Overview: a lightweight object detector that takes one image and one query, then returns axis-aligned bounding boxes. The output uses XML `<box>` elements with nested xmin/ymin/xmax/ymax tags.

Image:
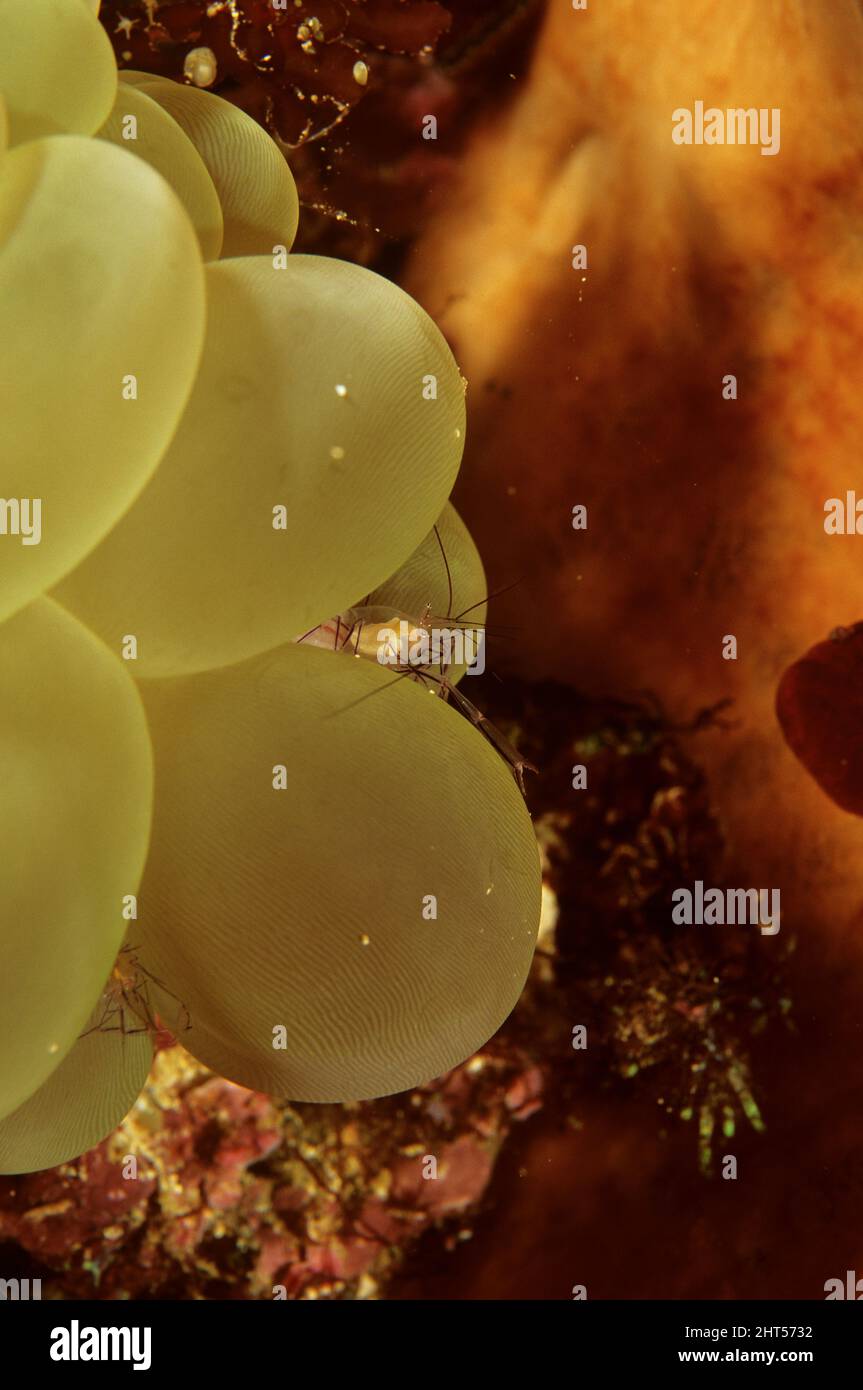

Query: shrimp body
<box><xmin>294</xmin><ymin>525</ymin><xmax>534</xmax><ymax>793</ymax></box>
<box><xmin>80</xmin><ymin>946</ymin><xmax>190</xmax><ymax>1040</ymax></box>
<box><xmin>343</xmin><ymin>606</ymin><xmax>456</xmax><ymax>670</ymax></box>
<box><xmin>301</xmin><ymin>605</ymin><xmax>483</xmax><ymax>676</ymax></box>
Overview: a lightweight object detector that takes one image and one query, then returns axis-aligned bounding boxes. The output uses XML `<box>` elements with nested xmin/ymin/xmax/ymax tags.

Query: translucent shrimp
<box><xmin>297</xmin><ymin>527</ymin><xmax>537</xmax><ymax>793</ymax></box>
<box><xmin>79</xmin><ymin>945</ymin><xmax>191</xmax><ymax>1041</ymax></box>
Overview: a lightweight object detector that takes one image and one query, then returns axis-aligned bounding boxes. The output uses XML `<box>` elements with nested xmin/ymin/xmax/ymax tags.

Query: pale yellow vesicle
<box><xmin>130</xmin><ymin>74</ymin><xmax>299</xmax><ymax>257</ymax></box>
<box><xmin>367</xmin><ymin>501</ymin><xmax>487</xmax><ymax>686</ymax></box>
<box><xmin>0</xmin><ymin>0</ymin><xmax>117</xmax><ymax>146</ymax></box>
<box><xmin>97</xmin><ymin>84</ymin><xmax>224</xmax><ymax>260</ymax></box>
<box><xmin>0</xmin><ymin>599</ymin><xmax>154</xmax><ymax>1122</ymax></box>
<box><xmin>137</xmin><ymin>643</ymin><xmax>541</xmax><ymax>1102</ymax></box>
<box><xmin>118</xmin><ymin>70</ymin><xmax>157</xmax><ymax>89</ymax></box>
<box><xmin>0</xmin><ymin>1010</ymin><xmax>152</xmax><ymax>1175</ymax></box>
<box><xmin>0</xmin><ymin>135</ymin><xmax>205</xmax><ymax>625</ymax></box>
<box><xmin>56</xmin><ymin>256</ymin><xmax>466</xmax><ymax>676</ymax></box>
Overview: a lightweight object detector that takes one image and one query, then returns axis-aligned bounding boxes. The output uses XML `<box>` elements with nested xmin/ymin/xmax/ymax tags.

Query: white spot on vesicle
<box><xmin>184</xmin><ymin>47</ymin><xmax>218</xmax><ymax>88</ymax></box>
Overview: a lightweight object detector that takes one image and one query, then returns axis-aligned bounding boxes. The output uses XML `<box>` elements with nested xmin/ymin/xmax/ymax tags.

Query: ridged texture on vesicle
<box><xmin>55</xmin><ymin>256</ymin><xmax>466</xmax><ymax>676</ymax></box>
<box><xmin>97</xmin><ymin>84</ymin><xmax>223</xmax><ymax>260</ymax></box>
<box><xmin>0</xmin><ymin>1010</ymin><xmax>152</xmax><ymax>1175</ymax></box>
<box><xmin>0</xmin><ymin>136</ymin><xmax>205</xmax><ymax>624</ymax></box>
<box><xmin>0</xmin><ymin>0</ymin><xmax>117</xmax><ymax>146</ymax></box>
<box><xmin>0</xmin><ymin>599</ymin><xmax>153</xmax><ymax>1122</ymax></box>
<box><xmin>368</xmin><ymin>502</ymin><xmax>487</xmax><ymax>686</ymax></box>
<box><xmin>138</xmin><ymin>643</ymin><xmax>541</xmax><ymax>1102</ymax></box>
<box><xmin>121</xmin><ymin>72</ymin><xmax>298</xmax><ymax>257</ymax></box>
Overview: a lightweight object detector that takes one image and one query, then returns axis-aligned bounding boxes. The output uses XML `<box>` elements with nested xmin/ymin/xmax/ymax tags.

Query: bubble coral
<box><xmin>0</xmin><ymin>0</ymin><xmax>540</xmax><ymax>1174</ymax></box>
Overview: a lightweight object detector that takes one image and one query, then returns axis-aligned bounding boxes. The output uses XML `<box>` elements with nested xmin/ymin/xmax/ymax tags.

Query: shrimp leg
<box><xmin>429</xmin><ymin>673</ymin><xmax>537</xmax><ymax>793</ymax></box>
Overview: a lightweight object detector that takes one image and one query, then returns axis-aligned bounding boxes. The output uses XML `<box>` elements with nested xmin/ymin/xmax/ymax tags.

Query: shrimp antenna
<box><xmin>324</xmin><ymin>671</ymin><xmax>411</xmax><ymax>717</ymax></box>
<box><xmin>433</xmin><ymin>523</ymin><xmax>454</xmax><ymax>618</ymax></box>
<box><xmin>454</xmin><ymin>577</ymin><xmax>523</xmax><ymax>623</ymax></box>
